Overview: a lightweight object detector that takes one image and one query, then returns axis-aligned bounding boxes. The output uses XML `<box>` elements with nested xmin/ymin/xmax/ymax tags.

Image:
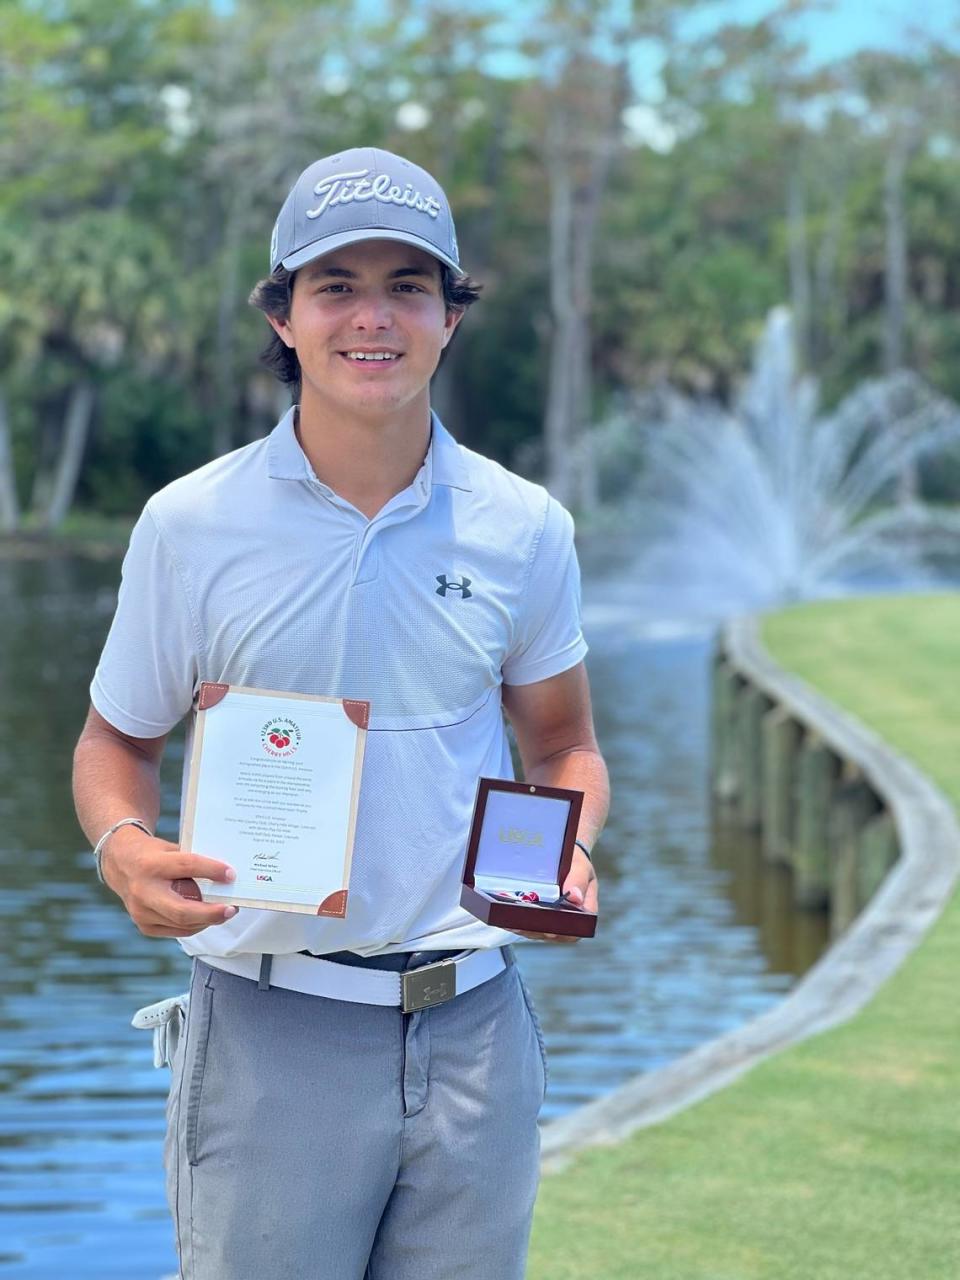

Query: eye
<box><xmin>314</xmin><ymin>281</ymin><xmax>428</xmax><ymax>297</ymax></box>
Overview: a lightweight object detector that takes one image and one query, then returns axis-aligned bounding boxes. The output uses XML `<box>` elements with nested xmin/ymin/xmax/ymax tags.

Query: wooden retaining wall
<box><xmin>540</xmin><ymin>615</ymin><xmax>960</xmax><ymax>1171</ymax></box>
<box><xmin>712</xmin><ymin>652</ymin><xmax>898</xmax><ymax>938</ymax></box>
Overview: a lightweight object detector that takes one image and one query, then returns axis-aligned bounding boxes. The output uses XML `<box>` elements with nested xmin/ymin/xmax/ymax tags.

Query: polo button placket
<box><xmin>347</xmin><ymin>483</ymin><xmax>431</xmax><ymax>587</ymax></box>
<box><xmin>351</xmin><ymin>534</ymin><xmax>380</xmax><ymax>587</ymax></box>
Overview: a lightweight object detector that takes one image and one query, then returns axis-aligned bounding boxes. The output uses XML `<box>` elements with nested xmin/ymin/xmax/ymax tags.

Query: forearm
<box><xmin>72</xmin><ymin>724</ymin><xmax>236</xmax><ymax>933</ymax></box>
<box><xmin>523</xmin><ymin>747</ymin><xmax>610</xmax><ymax>852</ymax></box>
<box><xmin>73</xmin><ymin>731</ymin><xmax>162</xmax><ymax>848</ymax></box>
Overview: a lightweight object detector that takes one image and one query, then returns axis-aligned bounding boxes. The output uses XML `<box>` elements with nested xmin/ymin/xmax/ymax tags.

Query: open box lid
<box><xmin>461</xmin><ymin>777</ymin><xmax>584</xmax><ymax>898</ymax></box>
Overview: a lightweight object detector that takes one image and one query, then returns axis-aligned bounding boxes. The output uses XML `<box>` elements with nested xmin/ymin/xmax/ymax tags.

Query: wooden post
<box><xmin>828</xmin><ymin>774</ymin><xmax>880</xmax><ymax>938</ymax></box>
<box><xmin>735</xmin><ymin>684</ymin><xmax>768</xmax><ymax>832</ymax></box>
<box><xmin>761</xmin><ymin>706</ymin><xmax>800</xmax><ymax>865</ymax></box>
<box><xmin>711</xmin><ymin>659</ymin><xmax>742</xmax><ymax>805</ymax></box>
<box><xmin>857</xmin><ymin>811</ymin><xmax>900</xmax><ymax>910</ymax></box>
<box><xmin>793</xmin><ymin>733</ymin><xmax>838</xmax><ymax>910</ymax></box>
<box><xmin>711</xmin><ymin>648</ymin><xmax>901</xmax><ymax>930</ymax></box>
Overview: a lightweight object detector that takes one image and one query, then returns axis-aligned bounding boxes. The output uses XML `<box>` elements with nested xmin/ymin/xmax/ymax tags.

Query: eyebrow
<box><xmin>306</xmin><ymin>265</ymin><xmax>436</xmax><ymax>281</ymax></box>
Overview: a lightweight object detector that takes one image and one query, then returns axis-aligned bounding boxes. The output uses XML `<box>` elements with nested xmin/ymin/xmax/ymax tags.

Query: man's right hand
<box><xmin>101</xmin><ymin>824</ymin><xmax>239</xmax><ymax>938</ymax></box>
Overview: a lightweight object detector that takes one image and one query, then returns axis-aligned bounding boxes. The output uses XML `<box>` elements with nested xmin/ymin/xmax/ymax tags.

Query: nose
<box><xmin>349</xmin><ymin>291</ymin><xmax>394</xmax><ymax>332</ymax></box>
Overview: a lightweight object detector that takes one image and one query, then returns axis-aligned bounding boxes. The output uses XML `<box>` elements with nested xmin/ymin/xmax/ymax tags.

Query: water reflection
<box><xmin>0</xmin><ymin>555</ymin><xmax>827</xmax><ymax>1277</ymax></box>
<box><xmin>710</xmin><ymin>821</ymin><xmax>828</xmax><ymax>975</ymax></box>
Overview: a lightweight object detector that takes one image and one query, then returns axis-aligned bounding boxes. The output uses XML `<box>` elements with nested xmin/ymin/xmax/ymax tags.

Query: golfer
<box><xmin>73</xmin><ymin>146</ymin><xmax>609</xmax><ymax>1280</ymax></box>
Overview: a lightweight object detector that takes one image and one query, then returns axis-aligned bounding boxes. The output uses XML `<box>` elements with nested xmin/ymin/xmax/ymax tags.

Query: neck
<box><xmin>294</xmin><ymin>388</ymin><xmax>432</xmax><ymax>513</ymax></box>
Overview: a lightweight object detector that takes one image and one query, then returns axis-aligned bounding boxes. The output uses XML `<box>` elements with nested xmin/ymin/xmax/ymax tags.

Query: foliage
<box><xmin>2</xmin><ymin>1</ymin><xmax>960</xmax><ymax>521</ymax></box>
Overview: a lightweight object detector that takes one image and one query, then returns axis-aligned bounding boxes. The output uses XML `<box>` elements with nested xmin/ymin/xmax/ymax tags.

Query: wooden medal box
<box><xmin>460</xmin><ymin>777</ymin><xmax>596</xmax><ymax>939</ymax></box>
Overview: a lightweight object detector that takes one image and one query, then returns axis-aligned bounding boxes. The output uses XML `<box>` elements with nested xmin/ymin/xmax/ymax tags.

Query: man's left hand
<box><xmin>511</xmin><ymin>843</ymin><xmax>598</xmax><ymax>944</ymax></box>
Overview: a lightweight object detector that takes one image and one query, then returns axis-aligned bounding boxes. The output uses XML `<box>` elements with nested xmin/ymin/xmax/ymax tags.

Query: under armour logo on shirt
<box><xmin>436</xmin><ymin>574</ymin><xmax>472</xmax><ymax>599</ymax></box>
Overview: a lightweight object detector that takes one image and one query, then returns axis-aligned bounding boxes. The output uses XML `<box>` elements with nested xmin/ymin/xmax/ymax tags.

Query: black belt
<box><xmin>299</xmin><ymin>948</ymin><xmax>463</xmax><ymax>973</ymax></box>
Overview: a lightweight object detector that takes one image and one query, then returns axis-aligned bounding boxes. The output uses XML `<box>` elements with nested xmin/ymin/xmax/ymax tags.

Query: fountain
<box><xmin>591</xmin><ymin>307</ymin><xmax>960</xmax><ymax>621</ymax></box>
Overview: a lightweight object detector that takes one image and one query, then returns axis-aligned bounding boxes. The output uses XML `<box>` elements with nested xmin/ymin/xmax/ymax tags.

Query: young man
<box><xmin>73</xmin><ymin>147</ymin><xmax>609</xmax><ymax>1280</ymax></box>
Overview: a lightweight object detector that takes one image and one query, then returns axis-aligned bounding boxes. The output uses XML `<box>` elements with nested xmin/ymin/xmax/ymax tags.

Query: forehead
<box><xmin>300</xmin><ymin>239</ymin><xmax>441</xmax><ymax>280</ymax></box>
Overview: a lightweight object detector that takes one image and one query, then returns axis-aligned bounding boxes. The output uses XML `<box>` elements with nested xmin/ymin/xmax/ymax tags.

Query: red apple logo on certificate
<box><xmin>261</xmin><ymin>717</ymin><xmax>302</xmax><ymax>758</ymax></box>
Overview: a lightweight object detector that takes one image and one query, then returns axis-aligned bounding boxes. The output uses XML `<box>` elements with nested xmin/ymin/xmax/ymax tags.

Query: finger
<box><xmin>561</xmin><ymin>876</ymin><xmax>591</xmax><ymax>907</ymax></box>
<box><xmin>162</xmin><ymin>853</ymin><xmax>237</xmax><ymax>883</ymax></box>
<box><xmin>583</xmin><ymin>877</ymin><xmax>599</xmax><ymax>913</ymax></box>
<box><xmin>135</xmin><ymin>903</ymin><xmax>229</xmax><ymax>936</ymax></box>
<box><xmin>562</xmin><ymin>843</ymin><xmax>593</xmax><ymax>896</ymax></box>
<box><xmin>512</xmin><ymin>930</ymin><xmax>579</xmax><ymax>943</ymax></box>
<box><xmin>146</xmin><ymin>884</ymin><xmax>239</xmax><ymax>929</ymax></box>
<box><xmin>169</xmin><ymin>878</ymin><xmax>241</xmax><ymax>924</ymax></box>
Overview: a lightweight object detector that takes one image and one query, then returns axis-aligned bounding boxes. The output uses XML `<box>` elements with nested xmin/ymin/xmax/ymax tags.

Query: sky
<box><xmin>212</xmin><ymin>0</ymin><xmax>958</xmax><ymax>71</ymax></box>
<box><xmin>616</xmin><ymin>0</ymin><xmax>958</xmax><ymax>146</ymax></box>
<box><xmin>422</xmin><ymin>0</ymin><xmax>958</xmax><ymax>150</ymax></box>
<box><xmin>680</xmin><ymin>0</ymin><xmax>956</xmax><ymax>65</ymax></box>
<box><xmin>427</xmin><ymin>0</ymin><xmax>960</xmax><ymax>92</ymax></box>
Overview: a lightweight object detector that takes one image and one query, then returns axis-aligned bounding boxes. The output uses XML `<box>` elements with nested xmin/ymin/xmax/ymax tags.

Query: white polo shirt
<box><xmin>91</xmin><ymin>407</ymin><xmax>588</xmax><ymax>960</ymax></box>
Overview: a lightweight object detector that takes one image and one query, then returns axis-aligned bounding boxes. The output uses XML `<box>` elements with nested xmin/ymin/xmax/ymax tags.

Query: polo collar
<box><xmin>430</xmin><ymin>411</ymin><xmax>473</xmax><ymax>492</ymax></box>
<box><xmin>266</xmin><ymin>406</ymin><xmax>472</xmax><ymax>493</ymax></box>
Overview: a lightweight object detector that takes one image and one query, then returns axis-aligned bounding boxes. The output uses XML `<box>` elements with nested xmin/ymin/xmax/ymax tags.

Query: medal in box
<box><xmin>460</xmin><ymin>777</ymin><xmax>596</xmax><ymax>938</ymax></box>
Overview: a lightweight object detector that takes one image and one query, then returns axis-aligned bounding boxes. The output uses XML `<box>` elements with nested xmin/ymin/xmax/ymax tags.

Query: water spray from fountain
<box><xmin>596</xmin><ymin>307</ymin><xmax>960</xmax><ymax>621</ymax></box>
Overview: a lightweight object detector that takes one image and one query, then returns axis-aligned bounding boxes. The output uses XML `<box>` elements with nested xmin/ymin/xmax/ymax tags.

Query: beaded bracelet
<box><xmin>93</xmin><ymin>817</ymin><xmax>153</xmax><ymax>885</ymax></box>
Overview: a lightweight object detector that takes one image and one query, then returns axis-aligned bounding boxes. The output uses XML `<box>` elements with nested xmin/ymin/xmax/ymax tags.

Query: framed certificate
<box><xmin>179</xmin><ymin>681</ymin><xmax>369</xmax><ymax>915</ymax></box>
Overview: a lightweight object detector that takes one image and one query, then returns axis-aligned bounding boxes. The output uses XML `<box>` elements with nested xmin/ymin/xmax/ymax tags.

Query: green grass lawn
<box><xmin>527</xmin><ymin>594</ymin><xmax>960</xmax><ymax>1279</ymax></box>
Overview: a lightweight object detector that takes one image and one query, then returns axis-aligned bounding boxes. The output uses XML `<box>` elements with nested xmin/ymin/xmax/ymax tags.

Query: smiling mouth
<box><xmin>338</xmin><ymin>352</ymin><xmax>404</xmax><ymax>368</ymax></box>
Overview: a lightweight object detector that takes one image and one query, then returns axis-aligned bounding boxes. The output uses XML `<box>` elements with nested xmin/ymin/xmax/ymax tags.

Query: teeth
<box><xmin>345</xmin><ymin>352</ymin><xmax>399</xmax><ymax>361</ymax></box>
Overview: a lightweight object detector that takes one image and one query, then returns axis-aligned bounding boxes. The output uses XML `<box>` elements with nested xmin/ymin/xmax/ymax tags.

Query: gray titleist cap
<box><xmin>269</xmin><ymin>147</ymin><xmax>462</xmax><ymax>277</ymax></box>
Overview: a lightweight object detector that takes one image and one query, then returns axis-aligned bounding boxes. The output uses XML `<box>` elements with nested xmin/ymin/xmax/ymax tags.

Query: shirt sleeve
<box><xmin>89</xmin><ymin>503</ymin><xmax>203</xmax><ymax>737</ymax></box>
<box><xmin>501</xmin><ymin>495</ymin><xmax>589</xmax><ymax>686</ymax></box>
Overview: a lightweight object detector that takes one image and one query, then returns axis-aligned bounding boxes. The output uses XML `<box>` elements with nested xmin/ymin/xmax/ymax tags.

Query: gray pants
<box><xmin>165</xmin><ymin>948</ymin><xmax>547</xmax><ymax>1279</ymax></box>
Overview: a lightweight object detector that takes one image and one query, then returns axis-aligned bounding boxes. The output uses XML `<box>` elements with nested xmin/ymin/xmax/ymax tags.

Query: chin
<box><xmin>332</xmin><ymin>389</ymin><xmax>420</xmax><ymax>418</ymax></box>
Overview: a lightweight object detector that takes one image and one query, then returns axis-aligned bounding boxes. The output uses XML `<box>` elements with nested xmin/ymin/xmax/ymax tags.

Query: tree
<box><xmin>518</xmin><ymin>0</ymin><xmax>656</xmax><ymax>511</ymax></box>
<box><xmin>0</xmin><ymin>0</ymin><xmax>195</xmax><ymax>528</ymax></box>
<box><xmin>840</xmin><ymin>47</ymin><xmax>952</xmax><ymax>501</ymax></box>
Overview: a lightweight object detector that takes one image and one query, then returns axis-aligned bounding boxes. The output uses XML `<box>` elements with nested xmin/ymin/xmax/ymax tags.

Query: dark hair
<box><xmin>248</xmin><ymin>259</ymin><xmax>483</xmax><ymax>401</ymax></box>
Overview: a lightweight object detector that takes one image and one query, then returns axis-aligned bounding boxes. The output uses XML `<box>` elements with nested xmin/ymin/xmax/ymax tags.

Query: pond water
<box><xmin>0</xmin><ymin>553</ymin><xmax>828</xmax><ymax>1277</ymax></box>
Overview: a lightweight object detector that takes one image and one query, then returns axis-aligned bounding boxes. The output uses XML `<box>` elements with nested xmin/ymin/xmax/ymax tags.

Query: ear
<box><xmin>441</xmin><ymin>308</ymin><xmax>464</xmax><ymax>349</ymax></box>
<box><xmin>266</xmin><ymin>313</ymin><xmax>295</xmax><ymax>349</ymax></box>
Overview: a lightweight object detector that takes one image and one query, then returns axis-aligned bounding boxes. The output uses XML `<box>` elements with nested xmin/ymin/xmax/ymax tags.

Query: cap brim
<box><xmin>280</xmin><ymin>228</ymin><xmax>464</xmax><ymax>277</ymax></box>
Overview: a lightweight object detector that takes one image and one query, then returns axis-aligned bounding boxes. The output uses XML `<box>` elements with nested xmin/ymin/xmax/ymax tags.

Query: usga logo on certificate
<box><xmin>261</xmin><ymin>717</ymin><xmax>302</xmax><ymax>758</ymax></box>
